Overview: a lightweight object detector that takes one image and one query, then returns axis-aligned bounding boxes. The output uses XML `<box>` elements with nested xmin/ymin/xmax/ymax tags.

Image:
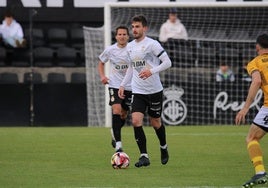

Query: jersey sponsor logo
<box><xmin>132</xmin><ymin>60</ymin><xmax>146</xmax><ymax>73</ymax></box>
<box><xmin>115</xmin><ymin>64</ymin><xmax>128</xmax><ymax>70</ymax></box>
<box><xmin>162</xmin><ymin>85</ymin><xmax>187</xmax><ymax>125</ymax></box>
<box><xmin>132</xmin><ymin>60</ymin><xmax>145</xmax><ymax>67</ymax></box>
<box><xmin>213</xmin><ymin>89</ymin><xmax>262</xmax><ymax>119</ymax></box>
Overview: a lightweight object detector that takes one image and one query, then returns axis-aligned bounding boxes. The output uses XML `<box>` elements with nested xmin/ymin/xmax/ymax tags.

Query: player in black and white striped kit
<box><xmin>119</xmin><ymin>15</ymin><xmax>172</xmax><ymax>167</ymax></box>
<box><xmin>98</xmin><ymin>26</ymin><xmax>132</xmax><ymax>153</ymax></box>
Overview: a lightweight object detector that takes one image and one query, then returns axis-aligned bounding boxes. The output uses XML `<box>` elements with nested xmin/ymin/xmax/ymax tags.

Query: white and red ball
<box><xmin>111</xmin><ymin>152</ymin><xmax>130</xmax><ymax>169</ymax></box>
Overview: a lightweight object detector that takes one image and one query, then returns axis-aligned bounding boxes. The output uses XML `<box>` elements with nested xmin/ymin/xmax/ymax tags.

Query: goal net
<box><xmin>85</xmin><ymin>2</ymin><xmax>267</xmax><ymax>126</ymax></box>
<box><xmin>83</xmin><ymin>26</ymin><xmax>109</xmax><ymax>126</ymax></box>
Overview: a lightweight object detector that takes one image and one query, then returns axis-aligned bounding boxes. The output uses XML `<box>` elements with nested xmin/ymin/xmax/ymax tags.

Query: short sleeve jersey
<box><xmin>247</xmin><ymin>53</ymin><xmax>268</xmax><ymax>107</ymax></box>
<box><xmin>127</xmin><ymin>37</ymin><xmax>164</xmax><ymax>94</ymax></box>
<box><xmin>99</xmin><ymin>43</ymin><xmax>131</xmax><ymax>91</ymax></box>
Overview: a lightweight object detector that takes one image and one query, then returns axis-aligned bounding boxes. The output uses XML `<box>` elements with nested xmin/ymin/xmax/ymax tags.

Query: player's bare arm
<box><xmin>119</xmin><ymin>65</ymin><xmax>133</xmax><ymax>98</ymax></box>
<box><xmin>98</xmin><ymin>61</ymin><xmax>109</xmax><ymax>84</ymax></box>
<box><xmin>235</xmin><ymin>70</ymin><xmax>262</xmax><ymax>125</ymax></box>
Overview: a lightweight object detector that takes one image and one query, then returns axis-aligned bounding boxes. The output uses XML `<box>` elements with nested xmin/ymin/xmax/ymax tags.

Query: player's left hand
<box><xmin>139</xmin><ymin>69</ymin><xmax>152</xmax><ymax>80</ymax></box>
<box><xmin>118</xmin><ymin>86</ymin><xmax>125</xmax><ymax>99</ymax></box>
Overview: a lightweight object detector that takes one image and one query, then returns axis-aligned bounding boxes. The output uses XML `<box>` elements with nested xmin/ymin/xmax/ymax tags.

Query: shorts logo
<box><xmin>109</xmin><ymin>89</ymin><xmax>114</xmax><ymax>95</ymax></box>
<box><xmin>110</xmin><ymin>89</ymin><xmax>115</xmax><ymax>102</ymax></box>
<box><xmin>162</xmin><ymin>85</ymin><xmax>187</xmax><ymax>125</ymax></box>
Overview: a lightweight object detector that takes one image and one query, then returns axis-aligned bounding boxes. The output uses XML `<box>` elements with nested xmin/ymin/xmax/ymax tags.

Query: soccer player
<box><xmin>98</xmin><ymin>26</ymin><xmax>132</xmax><ymax>152</ymax></box>
<box><xmin>118</xmin><ymin>15</ymin><xmax>172</xmax><ymax>167</ymax></box>
<box><xmin>235</xmin><ymin>34</ymin><xmax>268</xmax><ymax>187</ymax></box>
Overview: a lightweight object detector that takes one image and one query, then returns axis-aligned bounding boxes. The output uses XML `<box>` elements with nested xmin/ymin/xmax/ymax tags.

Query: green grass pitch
<box><xmin>0</xmin><ymin>125</ymin><xmax>268</xmax><ymax>188</ymax></box>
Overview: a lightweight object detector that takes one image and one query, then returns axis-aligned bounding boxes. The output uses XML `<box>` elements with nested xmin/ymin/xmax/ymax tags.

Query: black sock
<box><xmin>134</xmin><ymin>126</ymin><xmax>147</xmax><ymax>154</ymax></box>
<box><xmin>112</xmin><ymin>114</ymin><xmax>122</xmax><ymax>141</ymax></box>
<box><xmin>154</xmin><ymin>125</ymin><xmax>166</xmax><ymax>147</ymax></box>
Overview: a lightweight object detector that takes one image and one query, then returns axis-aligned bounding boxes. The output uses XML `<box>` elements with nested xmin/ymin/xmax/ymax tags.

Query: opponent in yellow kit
<box><xmin>236</xmin><ymin>34</ymin><xmax>268</xmax><ymax>187</ymax></box>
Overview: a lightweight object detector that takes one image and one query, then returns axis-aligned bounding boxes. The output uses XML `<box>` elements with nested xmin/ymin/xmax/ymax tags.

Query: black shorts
<box><xmin>131</xmin><ymin>91</ymin><xmax>163</xmax><ymax>118</ymax></box>
<box><xmin>109</xmin><ymin>88</ymin><xmax>132</xmax><ymax>111</ymax></box>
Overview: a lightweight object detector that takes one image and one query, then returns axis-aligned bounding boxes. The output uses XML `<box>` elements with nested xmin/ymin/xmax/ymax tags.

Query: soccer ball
<box><xmin>111</xmin><ymin>152</ymin><xmax>130</xmax><ymax>169</ymax></box>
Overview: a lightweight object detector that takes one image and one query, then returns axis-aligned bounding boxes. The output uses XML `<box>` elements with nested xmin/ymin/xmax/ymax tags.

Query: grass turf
<box><xmin>0</xmin><ymin>125</ymin><xmax>267</xmax><ymax>188</ymax></box>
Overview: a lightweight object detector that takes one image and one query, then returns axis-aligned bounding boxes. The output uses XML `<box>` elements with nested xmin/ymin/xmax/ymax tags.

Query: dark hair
<box><xmin>131</xmin><ymin>15</ymin><xmax>148</xmax><ymax>27</ymax></box>
<box><xmin>220</xmin><ymin>61</ymin><xmax>228</xmax><ymax>66</ymax></box>
<box><xmin>115</xmin><ymin>26</ymin><xmax>129</xmax><ymax>36</ymax></box>
<box><xmin>4</xmin><ymin>10</ymin><xmax>13</xmax><ymax>18</ymax></box>
<box><xmin>169</xmin><ymin>8</ymin><xmax>177</xmax><ymax>14</ymax></box>
<box><xmin>256</xmin><ymin>33</ymin><xmax>268</xmax><ymax>49</ymax></box>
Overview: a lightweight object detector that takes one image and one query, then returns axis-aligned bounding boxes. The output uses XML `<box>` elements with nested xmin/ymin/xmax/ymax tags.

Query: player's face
<box><xmin>131</xmin><ymin>21</ymin><xmax>147</xmax><ymax>40</ymax></box>
<box><xmin>115</xmin><ymin>29</ymin><xmax>129</xmax><ymax>46</ymax></box>
<box><xmin>220</xmin><ymin>65</ymin><xmax>229</xmax><ymax>73</ymax></box>
<box><xmin>169</xmin><ymin>13</ymin><xmax>177</xmax><ymax>23</ymax></box>
<box><xmin>5</xmin><ymin>17</ymin><xmax>13</xmax><ymax>26</ymax></box>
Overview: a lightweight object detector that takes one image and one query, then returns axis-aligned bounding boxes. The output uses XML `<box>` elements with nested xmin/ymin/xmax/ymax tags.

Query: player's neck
<box><xmin>135</xmin><ymin>35</ymin><xmax>146</xmax><ymax>43</ymax></box>
<box><xmin>259</xmin><ymin>49</ymin><xmax>268</xmax><ymax>55</ymax></box>
<box><xmin>117</xmin><ymin>43</ymin><xmax>127</xmax><ymax>48</ymax></box>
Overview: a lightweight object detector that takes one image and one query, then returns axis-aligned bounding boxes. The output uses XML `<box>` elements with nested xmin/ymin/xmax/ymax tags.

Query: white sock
<box><xmin>256</xmin><ymin>171</ymin><xmax>266</xmax><ymax>175</ymax></box>
<box><xmin>140</xmin><ymin>153</ymin><xmax>149</xmax><ymax>158</ymax></box>
<box><xmin>115</xmin><ymin>141</ymin><xmax>122</xmax><ymax>151</ymax></box>
<box><xmin>160</xmin><ymin>144</ymin><xmax>167</xmax><ymax>149</ymax></box>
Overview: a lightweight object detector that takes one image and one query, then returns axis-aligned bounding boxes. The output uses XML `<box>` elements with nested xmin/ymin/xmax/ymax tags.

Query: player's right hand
<box><xmin>118</xmin><ymin>86</ymin><xmax>125</xmax><ymax>99</ymax></box>
<box><xmin>235</xmin><ymin>108</ymin><xmax>248</xmax><ymax>125</ymax></box>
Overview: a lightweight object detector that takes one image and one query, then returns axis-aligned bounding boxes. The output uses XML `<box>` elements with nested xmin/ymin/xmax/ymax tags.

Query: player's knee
<box><xmin>132</xmin><ymin>118</ymin><xmax>142</xmax><ymax>127</ymax></box>
<box><xmin>246</xmin><ymin>135</ymin><xmax>259</xmax><ymax>145</ymax></box>
<box><xmin>120</xmin><ymin>110</ymin><xmax>128</xmax><ymax>120</ymax></box>
<box><xmin>113</xmin><ymin>109</ymin><xmax>121</xmax><ymax>114</ymax></box>
<box><xmin>149</xmin><ymin>117</ymin><xmax>161</xmax><ymax>128</ymax></box>
<box><xmin>121</xmin><ymin>114</ymin><xmax>127</xmax><ymax>120</ymax></box>
<box><xmin>112</xmin><ymin>105</ymin><xmax>122</xmax><ymax>114</ymax></box>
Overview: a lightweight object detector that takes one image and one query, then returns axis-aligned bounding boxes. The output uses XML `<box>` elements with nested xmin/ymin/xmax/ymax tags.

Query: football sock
<box><xmin>154</xmin><ymin>124</ymin><xmax>167</xmax><ymax>147</ymax></box>
<box><xmin>134</xmin><ymin>126</ymin><xmax>147</xmax><ymax>154</ymax></box>
<box><xmin>115</xmin><ymin>141</ymin><xmax>122</xmax><ymax>151</ymax></box>
<box><xmin>140</xmin><ymin>153</ymin><xmax>149</xmax><ymax>158</ymax></box>
<box><xmin>247</xmin><ymin>140</ymin><xmax>266</xmax><ymax>174</ymax></box>
<box><xmin>112</xmin><ymin>114</ymin><xmax>122</xmax><ymax>142</ymax></box>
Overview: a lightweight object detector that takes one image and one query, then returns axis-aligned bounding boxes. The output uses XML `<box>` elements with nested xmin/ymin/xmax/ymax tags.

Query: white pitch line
<box><xmin>167</xmin><ymin>132</ymin><xmax>246</xmax><ymax>136</ymax></box>
<box><xmin>121</xmin><ymin>132</ymin><xmax>246</xmax><ymax>137</ymax></box>
<box><xmin>75</xmin><ymin>186</ymin><xmax>265</xmax><ymax>188</ymax></box>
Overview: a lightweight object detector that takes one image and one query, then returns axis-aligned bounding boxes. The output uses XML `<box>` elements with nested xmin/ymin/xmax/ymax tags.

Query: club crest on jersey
<box><xmin>141</xmin><ymin>46</ymin><xmax>145</xmax><ymax>52</ymax></box>
<box><xmin>162</xmin><ymin>85</ymin><xmax>187</xmax><ymax>125</ymax></box>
